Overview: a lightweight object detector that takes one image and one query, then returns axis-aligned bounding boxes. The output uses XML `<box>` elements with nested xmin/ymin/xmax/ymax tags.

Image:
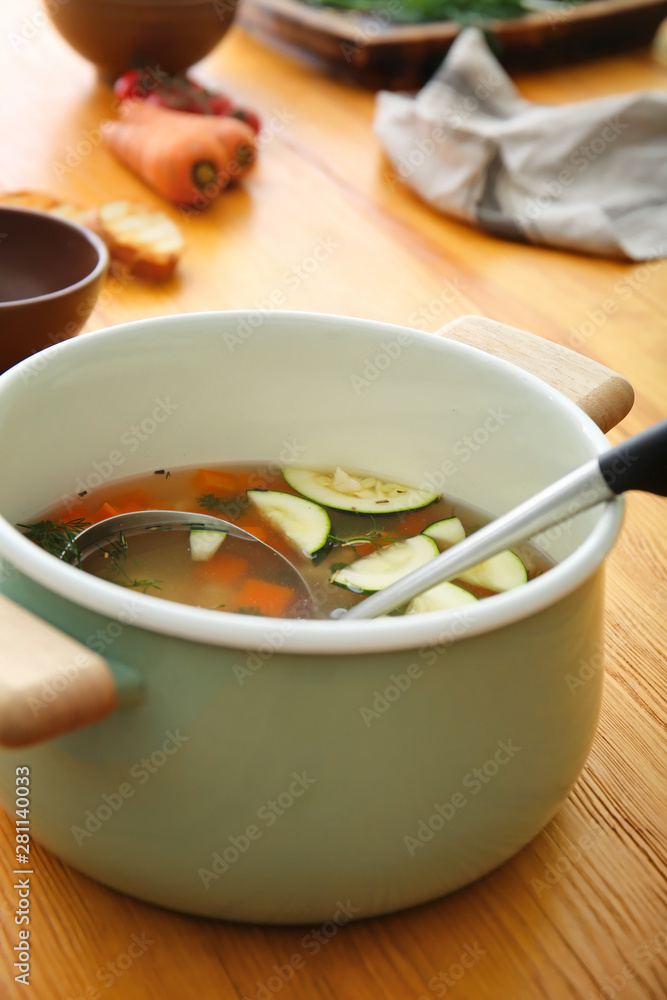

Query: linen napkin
<box><xmin>374</xmin><ymin>27</ymin><xmax>667</xmax><ymax>260</ymax></box>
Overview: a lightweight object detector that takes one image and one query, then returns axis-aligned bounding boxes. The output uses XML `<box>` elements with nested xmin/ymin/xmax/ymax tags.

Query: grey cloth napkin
<box><xmin>374</xmin><ymin>27</ymin><xmax>667</xmax><ymax>260</ymax></box>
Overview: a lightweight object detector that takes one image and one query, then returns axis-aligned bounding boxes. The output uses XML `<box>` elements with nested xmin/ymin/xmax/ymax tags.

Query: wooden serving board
<box><xmin>238</xmin><ymin>0</ymin><xmax>667</xmax><ymax>89</ymax></box>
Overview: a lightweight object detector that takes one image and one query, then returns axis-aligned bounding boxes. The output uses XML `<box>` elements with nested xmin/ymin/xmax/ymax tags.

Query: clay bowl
<box><xmin>45</xmin><ymin>0</ymin><xmax>239</xmax><ymax>82</ymax></box>
<box><xmin>0</xmin><ymin>207</ymin><xmax>108</xmax><ymax>374</ymax></box>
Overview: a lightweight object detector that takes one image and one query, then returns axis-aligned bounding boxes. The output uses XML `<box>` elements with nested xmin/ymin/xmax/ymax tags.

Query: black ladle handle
<box><xmin>599</xmin><ymin>419</ymin><xmax>667</xmax><ymax>496</ymax></box>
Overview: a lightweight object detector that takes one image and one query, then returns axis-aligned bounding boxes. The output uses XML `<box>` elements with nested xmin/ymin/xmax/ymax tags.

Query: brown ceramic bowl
<box><xmin>0</xmin><ymin>207</ymin><xmax>109</xmax><ymax>374</ymax></box>
<box><xmin>46</xmin><ymin>0</ymin><xmax>239</xmax><ymax>83</ymax></box>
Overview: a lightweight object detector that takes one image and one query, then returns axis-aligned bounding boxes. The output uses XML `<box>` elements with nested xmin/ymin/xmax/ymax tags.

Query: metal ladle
<box><xmin>342</xmin><ymin>419</ymin><xmax>667</xmax><ymax>620</ymax></box>
<box><xmin>60</xmin><ymin>509</ymin><xmax>314</xmax><ymax>610</ymax></box>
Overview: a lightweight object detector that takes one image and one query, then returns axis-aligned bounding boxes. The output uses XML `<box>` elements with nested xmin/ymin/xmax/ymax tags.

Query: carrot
<box><xmin>193</xmin><ymin>469</ymin><xmax>238</xmax><ymax>495</ymax></box>
<box><xmin>239</xmin><ymin>524</ymin><xmax>272</xmax><ymax>543</ymax></box>
<box><xmin>92</xmin><ymin>502</ymin><xmax>119</xmax><ymax>523</ymax></box>
<box><xmin>235</xmin><ymin>579</ymin><xmax>294</xmax><ymax>618</ymax></box>
<box><xmin>195</xmin><ymin>553</ymin><xmax>248</xmax><ymax>585</ymax></box>
<box><xmin>106</xmin><ymin>490</ymin><xmax>153</xmax><ymax>514</ymax></box>
<box><xmin>104</xmin><ymin>102</ymin><xmax>256</xmax><ymax>206</ymax></box>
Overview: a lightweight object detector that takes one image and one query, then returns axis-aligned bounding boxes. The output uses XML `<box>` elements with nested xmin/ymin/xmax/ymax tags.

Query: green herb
<box><xmin>328</xmin><ymin>515</ymin><xmax>409</xmax><ymax>555</ymax></box>
<box><xmin>125</xmin><ymin>578</ymin><xmax>162</xmax><ymax>593</ymax></box>
<box><xmin>297</xmin><ymin>0</ymin><xmax>541</xmax><ymax>24</ymax></box>
<box><xmin>99</xmin><ymin>532</ymin><xmax>162</xmax><ymax>593</ymax></box>
<box><xmin>329</xmin><ymin>561</ymin><xmax>349</xmax><ymax>573</ymax></box>
<box><xmin>236</xmin><ymin>605</ymin><xmax>264</xmax><ymax>616</ymax></box>
<box><xmin>165</xmin><ymin>471</ymin><xmax>172</xmax><ymax>479</ymax></box>
<box><xmin>197</xmin><ymin>493</ymin><xmax>248</xmax><ymax>517</ymax></box>
<box><xmin>18</xmin><ymin>518</ymin><xmax>91</xmax><ymax>559</ymax></box>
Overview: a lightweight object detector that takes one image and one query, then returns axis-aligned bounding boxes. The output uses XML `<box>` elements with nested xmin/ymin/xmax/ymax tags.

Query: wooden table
<box><xmin>1</xmin><ymin>2</ymin><xmax>666</xmax><ymax>997</ymax></box>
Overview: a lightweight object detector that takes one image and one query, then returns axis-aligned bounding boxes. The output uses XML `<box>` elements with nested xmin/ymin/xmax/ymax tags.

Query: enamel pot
<box><xmin>0</xmin><ymin>312</ymin><xmax>632</xmax><ymax>923</ymax></box>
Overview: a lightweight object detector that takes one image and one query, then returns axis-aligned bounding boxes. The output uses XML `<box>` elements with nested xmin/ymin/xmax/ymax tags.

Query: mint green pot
<box><xmin>0</xmin><ymin>312</ymin><xmax>622</xmax><ymax>923</ymax></box>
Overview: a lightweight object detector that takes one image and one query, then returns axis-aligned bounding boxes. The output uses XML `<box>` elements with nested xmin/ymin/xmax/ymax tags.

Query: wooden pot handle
<box><xmin>0</xmin><ymin>593</ymin><xmax>140</xmax><ymax>748</ymax></box>
<box><xmin>437</xmin><ymin>315</ymin><xmax>634</xmax><ymax>433</ymax></box>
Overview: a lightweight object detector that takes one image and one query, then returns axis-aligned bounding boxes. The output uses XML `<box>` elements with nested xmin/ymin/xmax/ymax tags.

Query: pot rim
<box><xmin>0</xmin><ymin>311</ymin><xmax>624</xmax><ymax>655</ymax></box>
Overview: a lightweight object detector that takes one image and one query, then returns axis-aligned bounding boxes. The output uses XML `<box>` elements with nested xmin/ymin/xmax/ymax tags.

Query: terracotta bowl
<box><xmin>0</xmin><ymin>207</ymin><xmax>108</xmax><ymax>375</ymax></box>
<box><xmin>45</xmin><ymin>0</ymin><xmax>239</xmax><ymax>82</ymax></box>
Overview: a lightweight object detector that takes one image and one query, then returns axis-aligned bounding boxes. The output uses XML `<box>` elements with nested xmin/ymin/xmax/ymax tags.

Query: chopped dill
<box><xmin>99</xmin><ymin>532</ymin><xmax>161</xmax><ymax>593</ymax></box>
<box><xmin>328</xmin><ymin>515</ymin><xmax>409</xmax><ymax>555</ymax></box>
<box><xmin>18</xmin><ymin>517</ymin><xmax>91</xmax><ymax>559</ymax></box>
<box><xmin>196</xmin><ymin>492</ymin><xmax>248</xmax><ymax>516</ymax></box>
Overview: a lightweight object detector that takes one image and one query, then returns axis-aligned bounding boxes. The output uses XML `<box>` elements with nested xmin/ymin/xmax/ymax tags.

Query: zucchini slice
<box><xmin>457</xmin><ymin>550</ymin><xmax>528</xmax><ymax>592</ymax></box>
<box><xmin>331</xmin><ymin>535</ymin><xmax>438</xmax><ymax>592</ymax></box>
<box><xmin>247</xmin><ymin>490</ymin><xmax>331</xmax><ymax>557</ymax></box>
<box><xmin>406</xmin><ymin>581</ymin><xmax>478</xmax><ymax>615</ymax></box>
<box><xmin>423</xmin><ymin>517</ymin><xmax>465</xmax><ymax>546</ymax></box>
<box><xmin>190</xmin><ymin>529</ymin><xmax>226</xmax><ymax>562</ymax></box>
<box><xmin>282</xmin><ymin>466</ymin><xmax>438</xmax><ymax>514</ymax></box>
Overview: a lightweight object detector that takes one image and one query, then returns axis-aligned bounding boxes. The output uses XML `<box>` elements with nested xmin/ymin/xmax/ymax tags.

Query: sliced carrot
<box><xmin>235</xmin><ymin>578</ymin><xmax>294</xmax><ymax>617</ymax></box>
<box><xmin>193</xmin><ymin>469</ymin><xmax>238</xmax><ymax>495</ymax></box>
<box><xmin>195</xmin><ymin>553</ymin><xmax>248</xmax><ymax>584</ymax></box>
<box><xmin>92</xmin><ymin>502</ymin><xmax>119</xmax><ymax>523</ymax></box>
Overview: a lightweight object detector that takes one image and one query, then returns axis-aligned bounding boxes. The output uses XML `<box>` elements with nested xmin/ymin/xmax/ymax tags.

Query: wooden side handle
<box><xmin>437</xmin><ymin>316</ymin><xmax>634</xmax><ymax>433</ymax></box>
<box><xmin>0</xmin><ymin>593</ymin><xmax>119</xmax><ymax>748</ymax></box>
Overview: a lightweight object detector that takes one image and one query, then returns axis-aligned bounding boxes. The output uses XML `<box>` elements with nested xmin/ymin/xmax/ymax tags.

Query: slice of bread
<box><xmin>0</xmin><ymin>190</ymin><xmax>61</xmax><ymax>211</ymax></box>
<box><xmin>90</xmin><ymin>200</ymin><xmax>184</xmax><ymax>282</ymax></box>
<box><xmin>47</xmin><ymin>201</ymin><xmax>92</xmax><ymax>228</ymax></box>
<box><xmin>0</xmin><ymin>191</ymin><xmax>183</xmax><ymax>281</ymax></box>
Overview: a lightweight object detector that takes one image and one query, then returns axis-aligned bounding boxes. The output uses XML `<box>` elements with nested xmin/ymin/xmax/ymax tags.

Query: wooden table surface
<box><xmin>1</xmin><ymin>2</ymin><xmax>666</xmax><ymax>997</ymax></box>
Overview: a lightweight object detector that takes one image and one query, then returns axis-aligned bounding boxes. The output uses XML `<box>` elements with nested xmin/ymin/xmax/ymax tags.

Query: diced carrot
<box><xmin>235</xmin><ymin>578</ymin><xmax>294</xmax><ymax>617</ymax></box>
<box><xmin>92</xmin><ymin>502</ymin><xmax>119</xmax><ymax>523</ymax></box>
<box><xmin>108</xmin><ymin>490</ymin><xmax>153</xmax><ymax>513</ymax></box>
<box><xmin>193</xmin><ymin>469</ymin><xmax>239</xmax><ymax>495</ymax></box>
<box><xmin>240</xmin><ymin>524</ymin><xmax>271</xmax><ymax>543</ymax></box>
<box><xmin>195</xmin><ymin>553</ymin><xmax>248</xmax><ymax>584</ymax></box>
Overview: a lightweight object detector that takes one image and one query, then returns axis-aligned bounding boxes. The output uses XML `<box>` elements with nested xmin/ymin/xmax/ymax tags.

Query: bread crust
<box><xmin>0</xmin><ymin>190</ymin><xmax>183</xmax><ymax>281</ymax></box>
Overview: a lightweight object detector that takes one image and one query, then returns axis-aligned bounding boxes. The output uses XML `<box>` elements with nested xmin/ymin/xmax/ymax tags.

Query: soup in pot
<box><xmin>19</xmin><ymin>462</ymin><xmax>551</xmax><ymax>618</ymax></box>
